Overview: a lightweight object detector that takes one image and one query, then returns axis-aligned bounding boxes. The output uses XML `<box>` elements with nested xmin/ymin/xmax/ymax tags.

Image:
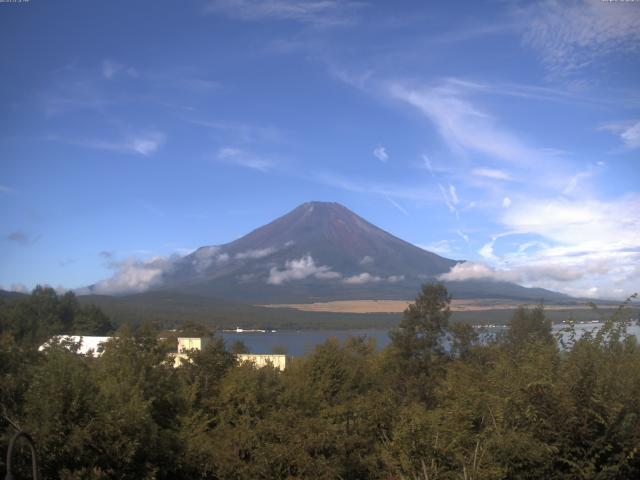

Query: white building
<box><xmin>237</xmin><ymin>354</ymin><xmax>288</xmax><ymax>371</ymax></box>
<box><xmin>38</xmin><ymin>335</ymin><xmax>113</xmax><ymax>357</ymax></box>
<box><xmin>172</xmin><ymin>336</ymin><xmax>211</xmax><ymax>367</ymax></box>
<box><xmin>39</xmin><ymin>335</ymin><xmax>289</xmax><ymax>370</ymax></box>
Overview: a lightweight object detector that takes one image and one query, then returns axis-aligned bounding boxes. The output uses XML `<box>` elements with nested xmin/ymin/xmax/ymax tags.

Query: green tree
<box><xmin>507</xmin><ymin>304</ymin><xmax>553</xmax><ymax>347</ymax></box>
<box><xmin>388</xmin><ymin>283</ymin><xmax>452</xmax><ymax>403</ymax></box>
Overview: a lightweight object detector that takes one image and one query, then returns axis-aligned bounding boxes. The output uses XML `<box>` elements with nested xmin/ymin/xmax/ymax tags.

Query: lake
<box><xmin>221</xmin><ymin>321</ymin><xmax>640</xmax><ymax>356</ymax></box>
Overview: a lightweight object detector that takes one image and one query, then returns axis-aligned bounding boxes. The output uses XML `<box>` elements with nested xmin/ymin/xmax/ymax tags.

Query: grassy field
<box><xmin>260</xmin><ymin>299</ymin><xmax>622</xmax><ymax>314</ymax></box>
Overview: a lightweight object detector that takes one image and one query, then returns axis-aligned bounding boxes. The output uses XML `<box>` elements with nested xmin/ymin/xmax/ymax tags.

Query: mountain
<box><xmin>0</xmin><ymin>289</ymin><xmax>28</xmax><ymax>302</ymax></box>
<box><xmin>98</xmin><ymin>201</ymin><xmax>569</xmax><ymax>304</ymax></box>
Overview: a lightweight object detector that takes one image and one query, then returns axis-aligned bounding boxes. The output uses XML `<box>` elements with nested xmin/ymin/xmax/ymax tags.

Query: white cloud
<box><xmin>9</xmin><ymin>283</ymin><xmax>29</xmax><ymax>294</ymax></box>
<box><xmin>102</xmin><ymin>59</ymin><xmax>138</xmax><ymax>79</ymax></box>
<box><xmin>342</xmin><ymin>272</ymin><xmax>405</xmax><ymax>284</ymax></box>
<box><xmin>420</xmin><ymin>240</ymin><xmax>453</xmax><ymax>255</ymax></box>
<box><xmin>343</xmin><ymin>272</ymin><xmax>382</xmax><ymax>284</ymax></box>
<box><xmin>91</xmin><ymin>255</ymin><xmax>176</xmax><ymax>295</ymax></box>
<box><xmin>128</xmin><ymin>132</ymin><xmax>165</xmax><ymax>155</ymax></box>
<box><xmin>0</xmin><ymin>185</ymin><xmax>15</xmax><ymax>194</ymax></box>
<box><xmin>439</xmin><ymin>260</ymin><xmax>593</xmax><ymax>284</ymax></box>
<box><xmin>502</xmin><ymin>197</ymin><xmax>512</xmax><ymax>208</ymax></box>
<box><xmin>440</xmin><ymin>194</ymin><xmax>640</xmax><ymax>299</ymax></box>
<box><xmin>472</xmin><ymin>167</ymin><xmax>513</xmax><ymax>181</ymax></box>
<box><xmin>620</xmin><ymin>122</ymin><xmax>640</xmax><ymax>149</ymax></box>
<box><xmin>387</xmin><ymin>275</ymin><xmax>405</xmax><ymax>283</ymax></box>
<box><xmin>518</xmin><ymin>0</ymin><xmax>640</xmax><ymax>78</ymax></box>
<box><xmin>267</xmin><ymin>255</ymin><xmax>341</xmax><ymax>285</ymax></box>
<box><xmin>217</xmin><ymin>147</ymin><xmax>275</xmax><ymax>172</ymax></box>
<box><xmin>91</xmin><ymin>245</ymin><xmax>232</xmax><ymax>295</ymax></box>
<box><xmin>205</xmin><ymin>0</ymin><xmax>363</xmax><ymax>27</ymax></box>
<box><xmin>440</xmin><ymin>262</ymin><xmax>517</xmax><ymax>283</ymax></box>
<box><xmin>501</xmin><ymin>195</ymin><xmax>640</xmax><ymax>250</ymax></box>
<box><xmin>359</xmin><ymin>255</ymin><xmax>374</xmax><ymax>266</ymax></box>
<box><xmin>235</xmin><ymin>246</ymin><xmax>277</xmax><ymax>259</ymax></box>
<box><xmin>601</xmin><ymin>121</ymin><xmax>640</xmax><ymax>149</ymax></box>
<box><xmin>373</xmin><ymin>145</ymin><xmax>389</xmax><ymax>162</ymax></box>
<box><xmin>192</xmin><ymin>246</ymin><xmax>229</xmax><ymax>272</ymax></box>
<box><xmin>478</xmin><ymin>237</ymin><xmax>499</xmax><ymax>262</ymax></box>
<box><xmin>390</xmin><ymin>80</ymin><xmax>548</xmax><ymax>166</ymax></box>
<box><xmin>440</xmin><ymin>249</ymin><xmax>640</xmax><ymax>300</ymax></box>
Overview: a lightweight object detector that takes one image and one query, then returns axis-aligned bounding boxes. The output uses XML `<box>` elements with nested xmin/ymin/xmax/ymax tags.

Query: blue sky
<box><xmin>1</xmin><ymin>0</ymin><xmax>639</xmax><ymax>299</ymax></box>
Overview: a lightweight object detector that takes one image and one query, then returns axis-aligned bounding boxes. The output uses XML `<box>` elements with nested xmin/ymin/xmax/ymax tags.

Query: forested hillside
<box><xmin>1</xmin><ymin>285</ymin><xmax>639</xmax><ymax>479</ymax></box>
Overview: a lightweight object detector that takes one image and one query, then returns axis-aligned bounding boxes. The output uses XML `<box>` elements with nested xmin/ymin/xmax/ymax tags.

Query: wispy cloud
<box><xmin>189</xmin><ymin>119</ymin><xmax>284</xmax><ymax>144</ymax></box>
<box><xmin>216</xmin><ymin>147</ymin><xmax>276</xmax><ymax>172</ymax></box>
<box><xmin>517</xmin><ymin>0</ymin><xmax>640</xmax><ymax>78</ymax></box>
<box><xmin>456</xmin><ymin>230</ymin><xmax>470</xmax><ymax>245</ymax></box>
<box><xmin>42</xmin><ymin>80</ymin><xmax>109</xmax><ymax>116</ymax></box>
<box><xmin>313</xmin><ymin>171</ymin><xmax>439</xmax><ymax>204</ymax></box>
<box><xmin>385</xmin><ymin>196</ymin><xmax>409</xmax><ymax>216</ymax></box>
<box><xmin>0</xmin><ymin>185</ymin><xmax>15</xmax><ymax>194</ymax></box>
<box><xmin>205</xmin><ymin>0</ymin><xmax>364</xmax><ymax>27</ymax></box>
<box><xmin>600</xmin><ymin>120</ymin><xmax>640</xmax><ymax>150</ymax></box>
<box><xmin>438</xmin><ymin>183</ymin><xmax>460</xmax><ymax>218</ymax></box>
<box><xmin>389</xmin><ymin>80</ymin><xmax>551</xmax><ymax>166</ymax></box>
<box><xmin>235</xmin><ymin>246</ymin><xmax>278</xmax><ymax>260</ymax></box>
<box><xmin>373</xmin><ymin>145</ymin><xmax>388</xmax><ymax>162</ymax></box>
<box><xmin>51</xmin><ymin>131</ymin><xmax>165</xmax><ymax>156</ymax></box>
<box><xmin>125</xmin><ymin>132</ymin><xmax>165</xmax><ymax>155</ymax></box>
<box><xmin>472</xmin><ymin>167</ymin><xmax>513</xmax><ymax>181</ymax></box>
<box><xmin>419</xmin><ymin>240</ymin><xmax>453</xmax><ymax>255</ymax></box>
<box><xmin>502</xmin><ymin>195</ymin><xmax>640</xmax><ymax>251</ymax></box>
<box><xmin>420</xmin><ymin>154</ymin><xmax>434</xmax><ymax>176</ymax></box>
<box><xmin>102</xmin><ymin>59</ymin><xmax>138</xmax><ymax>79</ymax></box>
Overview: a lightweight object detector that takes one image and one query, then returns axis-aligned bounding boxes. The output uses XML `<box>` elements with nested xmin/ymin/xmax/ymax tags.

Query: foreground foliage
<box><xmin>1</xmin><ymin>286</ymin><xmax>639</xmax><ymax>479</ymax></box>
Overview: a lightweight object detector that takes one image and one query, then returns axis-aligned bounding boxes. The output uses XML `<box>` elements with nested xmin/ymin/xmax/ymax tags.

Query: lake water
<box><xmin>222</xmin><ymin>322</ymin><xmax>640</xmax><ymax>356</ymax></box>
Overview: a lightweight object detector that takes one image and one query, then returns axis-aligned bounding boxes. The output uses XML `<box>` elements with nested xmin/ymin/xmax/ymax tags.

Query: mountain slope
<box><xmin>126</xmin><ymin>201</ymin><xmax>570</xmax><ymax>303</ymax></box>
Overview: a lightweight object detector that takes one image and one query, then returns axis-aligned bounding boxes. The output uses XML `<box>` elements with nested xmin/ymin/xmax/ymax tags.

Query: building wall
<box><xmin>177</xmin><ymin>337</ymin><xmax>209</xmax><ymax>353</ymax></box>
<box><xmin>237</xmin><ymin>354</ymin><xmax>288</xmax><ymax>371</ymax></box>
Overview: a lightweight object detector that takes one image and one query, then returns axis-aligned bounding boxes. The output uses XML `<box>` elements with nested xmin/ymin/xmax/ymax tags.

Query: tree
<box><xmin>391</xmin><ymin>283</ymin><xmax>451</xmax><ymax>355</ymax></box>
<box><xmin>388</xmin><ymin>283</ymin><xmax>452</xmax><ymax>403</ymax></box>
<box><xmin>230</xmin><ymin>340</ymin><xmax>249</xmax><ymax>354</ymax></box>
<box><xmin>74</xmin><ymin>304</ymin><xmax>114</xmax><ymax>335</ymax></box>
<box><xmin>507</xmin><ymin>304</ymin><xmax>553</xmax><ymax>347</ymax></box>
